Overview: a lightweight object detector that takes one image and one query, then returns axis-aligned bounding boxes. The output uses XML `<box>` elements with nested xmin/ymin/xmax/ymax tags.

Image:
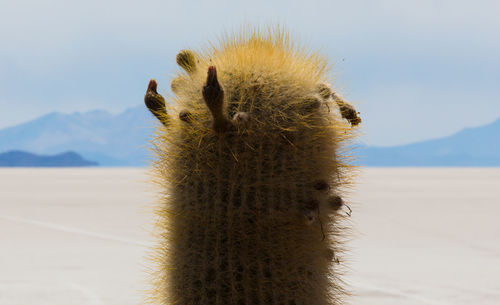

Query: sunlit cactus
<box><xmin>176</xmin><ymin>49</ymin><xmax>197</xmax><ymax>74</ymax></box>
<box><xmin>145</xmin><ymin>27</ymin><xmax>361</xmax><ymax>305</ymax></box>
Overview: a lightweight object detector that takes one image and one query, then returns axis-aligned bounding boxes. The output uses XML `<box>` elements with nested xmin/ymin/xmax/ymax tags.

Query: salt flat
<box><xmin>0</xmin><ymin>168</ymin><xmax>499</xmax><ymax>305</ymax></box>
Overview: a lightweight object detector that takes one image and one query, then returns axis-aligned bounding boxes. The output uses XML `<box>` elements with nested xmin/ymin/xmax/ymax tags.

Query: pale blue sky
<box><xmin>1</xmin><ymin>0</ymin><xmax>499</xmax><ymax>146</ymax></box>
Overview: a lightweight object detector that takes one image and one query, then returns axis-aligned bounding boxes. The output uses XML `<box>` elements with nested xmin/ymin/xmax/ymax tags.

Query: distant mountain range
<box><xmin>357</xmin><ymin>118</ymin><xmax>500</xmax><ymax>166</ymax></box>
<box><xmin>0</xmin><ymin>106</ymin><xmax>498</xmax><ymax>166</ymax></box>
<box><xmin>0</xmin><ymin>106</ymin><xmax>155</xmax><ymax>166</ymax></box>
<box><xmin>0</xmin><ymin>151</ymin><xmax>98</xmax><ymax>167</ymax></box>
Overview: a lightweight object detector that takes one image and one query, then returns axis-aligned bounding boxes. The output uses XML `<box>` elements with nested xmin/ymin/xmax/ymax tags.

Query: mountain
<box><xmin>1</xmin><ymin>106</ymin><xmax>499</xmax><ymax>166</ymax></box>
<box><xmin>357</xmin><ymin>118</ymin><xmax>500</xmax><ymax>166</ymax></box>
<box><xmin>0</xmin><ymin>106</ymin><xmax>156</xmax><ymax>166</ymax></box>
<box><xmin>0</xmin><ymin>150</ymin><xmax>98</xmax><ymax>167</ymax></box>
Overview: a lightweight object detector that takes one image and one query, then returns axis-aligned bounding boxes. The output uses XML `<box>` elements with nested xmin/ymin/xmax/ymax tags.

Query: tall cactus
<box><xmin>145</xmin><ymin>28</ymin><xmax>361</xmax><ymax>305</ymax></box>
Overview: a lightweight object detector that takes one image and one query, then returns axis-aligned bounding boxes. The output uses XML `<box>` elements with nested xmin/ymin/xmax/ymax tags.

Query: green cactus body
<box><xmin>146</xmin><ymin>28</ymin><xmax>360</xmax><ymax>305</ymax></box>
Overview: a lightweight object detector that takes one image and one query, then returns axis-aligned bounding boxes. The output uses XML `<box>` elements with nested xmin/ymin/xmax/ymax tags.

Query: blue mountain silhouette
<box><xmin>357</xmin><ymin>118</ymin><xmax>500</xmax><ymax>166</ymax></box>
<box><xmin>1</xmin><ymin>106</ymin><xmax>499</xmax><ymax>166</ymax></box>
<box><xmin>0</xmin><ymin>106</ymin><xmax>157</xmax><ymax>166</ymax></box>
<box><xmin>0</xmin><ymin>150</ymin><xmax>98</xmax><ymax>167</ymax></box>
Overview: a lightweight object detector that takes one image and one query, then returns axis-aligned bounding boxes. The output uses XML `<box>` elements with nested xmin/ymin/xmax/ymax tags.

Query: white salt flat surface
<box><xmin>0</xmin><ymin>168</ymin><xmax>499</xmax><ymax>304</ymax></box>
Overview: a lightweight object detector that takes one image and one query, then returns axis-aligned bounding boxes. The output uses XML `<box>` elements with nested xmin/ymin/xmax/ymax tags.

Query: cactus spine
<box><xmin>145</xmin><ymin>28</ymin><xmax>360</xmax><ymax>305</ymax></box>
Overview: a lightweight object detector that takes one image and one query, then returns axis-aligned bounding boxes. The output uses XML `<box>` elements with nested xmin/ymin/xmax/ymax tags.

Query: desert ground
<box><xmin>0</xmin><ymin>168</ymin><xmax>499</xmax><ymax>305</ymax></box>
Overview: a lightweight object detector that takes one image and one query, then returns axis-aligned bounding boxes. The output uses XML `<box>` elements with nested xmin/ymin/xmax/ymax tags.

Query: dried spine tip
<box><xmin>202</xmin><ymin>66</ymin><xmax>233</xmax><ymax>132</ymax></box>
<box><xmin>144</xmin><ymin>79</ymin><xmax>168</xmax><ymax>126</ymax></box>
<box><xmin>176</xmin><ymin>49</ymin><xmax>197</xmax><ymax>73</ymax></box>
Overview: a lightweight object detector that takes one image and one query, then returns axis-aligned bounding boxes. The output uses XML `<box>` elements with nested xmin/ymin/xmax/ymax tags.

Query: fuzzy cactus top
<box><xmin>145</xmin><ymin>28</ymin><xmax>360</xmax><ymax>305</ymax></box>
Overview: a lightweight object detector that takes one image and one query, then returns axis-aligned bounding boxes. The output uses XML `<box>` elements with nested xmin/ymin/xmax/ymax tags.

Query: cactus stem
<box><xmin>332</xmin><ymin>93</ymin><xmax>362</xmax><ymax>126</ymax></box>
<box><xmin>313</xmin><ymin>180</ymin><xmax>329</xmax><ymax>191</ymax></box>
<box><xmin>202</xmin><ymin>66</ymin><xmax>233</xmax><ymax>133</ymax></box>
<box><xmin>144</xmin><ymin>79</ymin><xmax>168</xmax><ymax>126</ymax></box>
<box><xmin>303</xmin><ymin>95</ymin><xmax>322</xmax><ymax>113</ymax></box>
<box><xmin>304</xmin><ymin>209</ymin><xmax>317</xmax><ymax>225</ymax></box>
<box><xmin>326</xmin><ymin>249</ymin><xmax>340</xmax><ymax>264</ymax></box>
<box><xmin>316</xmin><ymin>83</ymin><xmax>332</xmax><ymax>100</ymax></box>
<box><xmin>232</xmin><ymin>111</ymin><xmax>250</xmax><ymax>128</ymax></box>
<box><xmin>179</xmin><ymin>109</ymin><xmax>193</xmax><ymax>123</ymax></box>
<box><xmin>147</xmin><ymin>29</ymin><xmax>362</xmax><ymax>304</ymax></box>
<box><xmin>303</xmin><ymin>199</ymin><xmax>326</xmax><ymax>240</ymax></box>
<box><xmin>176</xmin><ymin>49</ymin><xmax>197</xmax><ymax>73</ymax></box>
<box><xmin>328</xmin><ymin>195</ymin><xmax>343</xmax><ymax>211</ymax></box>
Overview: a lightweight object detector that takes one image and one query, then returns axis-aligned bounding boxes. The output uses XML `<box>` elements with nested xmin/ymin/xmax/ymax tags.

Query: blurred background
<box><xmin>1</xmin><ymin>1</ymin><xmax>499</xmax><ymax>305</ymax></box>
<box><xmin>1</xmin><ymin>0</ymin><xmax>499</xmax><ymax>166</ymax></box>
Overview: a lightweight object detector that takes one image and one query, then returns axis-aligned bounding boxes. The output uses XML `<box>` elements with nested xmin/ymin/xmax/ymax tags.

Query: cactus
<box><xmin>145</xmin><ymin>28</ymin><xmax>360</xmax><ymax>305</ymax></box>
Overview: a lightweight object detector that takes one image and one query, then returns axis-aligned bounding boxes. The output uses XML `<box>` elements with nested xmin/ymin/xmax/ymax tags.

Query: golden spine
<box><xmin>145</xmin><ymin>28</ymin><xmax>361</xmax><ymax>305</ymax></box>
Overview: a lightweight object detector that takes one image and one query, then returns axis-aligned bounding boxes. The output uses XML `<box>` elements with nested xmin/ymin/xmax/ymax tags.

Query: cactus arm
<box><xmin>176</xmin><ymin>49</ymin><xmax>197</xmax><ymax>73</ymax></box>
<box><xmin>147</xmin><ymin>29</ymin><xmax>362</xmax><ymax>305</ymax></box>
<box><xmin>202</xmin><ymin>66</ymin><xmax>233</xmax><ymax>133</ymax></box>
<box><xmin>331</xmin><ymin>92</ymin><xmax>362</xmax><ymax>126</ymax></box>
<box><xmin>144</xmin><ymin>79</ymin><xmax>169</xmax><ymax>126</ymax></box>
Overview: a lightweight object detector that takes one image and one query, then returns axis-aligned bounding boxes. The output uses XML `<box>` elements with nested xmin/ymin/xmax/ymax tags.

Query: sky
<box><xmin>1</xmin><ymin>0</ymin><xmax>499</xmax><ymax>146</ymax></box>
